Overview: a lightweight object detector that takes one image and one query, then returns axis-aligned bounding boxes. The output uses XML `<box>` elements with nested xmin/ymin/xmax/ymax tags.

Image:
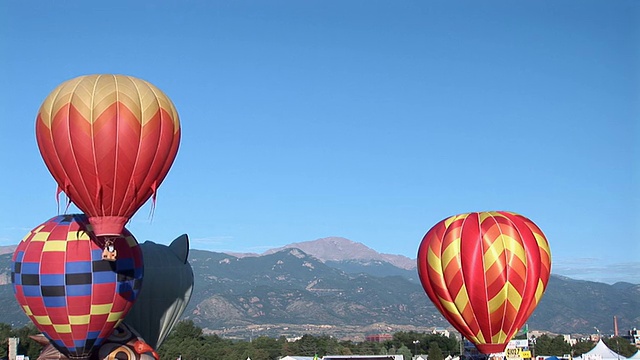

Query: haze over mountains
<box><xmin>0</xmin><ymin>237</ymin><xmax>637</xmax><ymax>341</ymax></box>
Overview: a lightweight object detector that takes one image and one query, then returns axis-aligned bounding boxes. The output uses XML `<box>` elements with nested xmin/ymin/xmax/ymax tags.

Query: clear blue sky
<box><xmin>1</xmin><ymin>1</ymin><xmax>638</xmax><ymax>284</ymax></box>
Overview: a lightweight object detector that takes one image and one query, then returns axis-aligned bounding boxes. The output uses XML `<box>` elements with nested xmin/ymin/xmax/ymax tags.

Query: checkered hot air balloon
<box><xmin>11</xmin><ymin>214</ymin><xmax>144</xmax><ymax>359</ymax></box>
<box><xmin>417</xmin><ymin>211</ymin><xmax>551</xmax><ymax>354</ymax></box>
<box><xmin>35</xmin><ymin>74</ymin><xmax>181</xmax><ymax>237</ymax></box>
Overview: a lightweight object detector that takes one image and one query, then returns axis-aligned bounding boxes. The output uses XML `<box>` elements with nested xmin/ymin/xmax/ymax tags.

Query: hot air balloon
<box><xmin>31</xmin><ymin>323</ymin><xmax>157</xmax><ymax>360</ymax></box>
<box><xmin>124</xmin><ymin>234</ymin><xmax>194</xmax><ymax>350</ymax></box>
<box><xmin>417</xmin><ymin>211</ymin><xmax>551</xmax><ymax>354</ymax></box>
<box><xmin>11</xmin><ymin>214</ymin><xmax>144</xmax><ymax>359</ymax></box>
<box><xmin>35</xmin><ymin>74</ymin><xmax>181</xmax><ymax>239</ymax></box>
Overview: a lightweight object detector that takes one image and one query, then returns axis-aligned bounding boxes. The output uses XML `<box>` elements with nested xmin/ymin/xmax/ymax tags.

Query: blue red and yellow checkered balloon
<box><xmin>11</xmin><ymin>214</ymin><xmax>144</xmax><ymax>359</ymax></box>
<box><xmin>417</xmin><ymin>211</ymin><xmax>551</xmax><ymax>354</ymax></box>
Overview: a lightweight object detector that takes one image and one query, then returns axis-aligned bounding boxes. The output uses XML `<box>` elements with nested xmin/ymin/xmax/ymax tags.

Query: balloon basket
<box><xmin>102</xmin><ymin>238</ymin><xmax>118</xmax><ymax>261</ymax></box>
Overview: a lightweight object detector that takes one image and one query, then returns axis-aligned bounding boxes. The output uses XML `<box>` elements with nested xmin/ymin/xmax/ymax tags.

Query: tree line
<box><xmin>527</xmin><ymin>334</ymin><xmax>637</xmax><ymax>359</ymax></box>
<box><xmin>158</xmin><ymin>321</ymin><xmax>460</xmax><ymax>360</ymax></box>
<box><xmin>0</xmin><ymin>321</ymin><xmax>636</xmax><ymax>360</ymax></box>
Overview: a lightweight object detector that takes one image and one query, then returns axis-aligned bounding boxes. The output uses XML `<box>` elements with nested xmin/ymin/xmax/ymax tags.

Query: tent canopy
<box><xmin>578</xmin><ymin>340</ymin><xmax>627</xmax><ymax>360</ymax></box>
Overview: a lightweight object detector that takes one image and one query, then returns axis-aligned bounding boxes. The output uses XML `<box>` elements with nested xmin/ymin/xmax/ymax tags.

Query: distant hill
<box><xmin>0</xmin><ymin>241</ymin><xmax>637</xmax><ymax>341</ymax></box>
<box><xmin>0</xmin><ymin>245</ymin><xmax>16</xmax><ymax>256</ymax></box>
<box><xmin>262</xmin><ymin>237</ymin><xmax>416</xmax><ymax>270</ymax></box>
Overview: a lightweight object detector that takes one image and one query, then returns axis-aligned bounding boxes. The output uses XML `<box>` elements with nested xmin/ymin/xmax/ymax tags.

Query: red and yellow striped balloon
<box><xmin>417</xmin><ymin>211</ymin><xmax>551</xmax><ymax>354</ymax></box>
<box><xmin>35</xmin><ymin>74</ymin><xmax>181</xmax><ymax>236</ymax></box>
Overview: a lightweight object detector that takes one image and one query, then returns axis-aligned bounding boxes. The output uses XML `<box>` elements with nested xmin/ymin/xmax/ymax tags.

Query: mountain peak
<box><xmin>263</xmin><ymin>237</ymin><xmax>416</xmax><ymax>270</ymax></box>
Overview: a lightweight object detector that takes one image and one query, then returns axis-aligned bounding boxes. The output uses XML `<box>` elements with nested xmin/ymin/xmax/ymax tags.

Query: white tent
<box><xmin>575</xmin><ymin>340</ymin><xmax>627</xmax><ymax>360</ymax></box>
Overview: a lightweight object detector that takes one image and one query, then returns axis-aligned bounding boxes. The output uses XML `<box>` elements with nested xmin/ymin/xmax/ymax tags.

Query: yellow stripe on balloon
<box><xmin>90</xmin><ymin>304</ymin><xmax>113</xmax><ymax>315</ymax></box>
<box><xmin>427</xmin><ymin>248</ymin><xmax>444</xmax><ymax>276</ymax></box>
<box><xmin>507</xmin><ymin>241</ymin><xmax>527</xmax><ymax>268</ymax></box>
<box><xmin>453</xmin><ymin>285</ymin><xmax>471</xmax><ymax>313</ymax></box>
<box><xmin>31</xmin><ymin>231</ymin><xmax>50</xmax><ymax>242</ymax></box>
<box><xmin>472</xmin><ymin>330</ymin><xmax>486</xmax><ymax>344</ymax></box>
<box><xmin>21</xmin><ymin>231</ymin><xmax>34</xmax><ymax>243</ymax></box>
<box><xmin>441</xmin><ymin>237</ymin><xmax>461</xmax><ymax>270</ymax></box>
<box><xmin>483</xmin><ymin>234</ymin><xmax>506</xmax><ymax>270</ymax></box>
<box><xmin>69</xmin><ymin>315</ymin><xmax>90</xmax><ymax>325</ymax></box>
<box><xmin>67</xmin><ymin>230</ymin><xmax>90</xmax><ymax>241</ymax></box>
<box><xmin>479</xmin><ymin>212</ymin><xmax>498</xmax><ymax>223</ymax></box>
<box><xmin>535</xmin><ymin>233</ymin><xmax>551</xmax><ymax>257</ymax></box>
<box><xmin>39</xmin><ymin>75</ymin><xmax>180</xmax><ymax>133</ymax></box>
<box><xmin>43</xmin><ymin>241</ymin><xmax>67</xmax><ymax>252</ymax></box>
<box><xmin>22</xmin><ymin>305</ymin><xmax>32</xmax><ymax>316</ymax></box>
<box><xmin>34</xmin><ymin>315</ymin><xmax>52</xmax><ymax>325</ymax></box>
<box><xmin>444</xmin><ymin>214</ymin><xmax>467</xmax><ymax>228</ymax></box>
<box><xmin>501</xmin><ymin>234</ymin><xmax>526</xmax><ymax>261</ymax></box>
<box><xmin>37</xmin><ymin>82</ymin><xmax>69</xmax><ymax>129</ymax></box>
<box><xmin>534</xmin><ymin>280</ymin><xmax>545</xmax><ymax>303</ymax></box>
<box><xmin>439</xmin><ymin>296</ymin><xmax>464</xmax><ymax>320</ymax></box>
<box><xmin>492</xmin><ymin>329</ymin><xmax>509</xmax><ymax>344</ymax></box>
<box><xmin>488</xmin><ymin>282</ymin><xmax>522</xmax><ymax>313</ymax></box>
<box><xmin>70</xmin><ymin>78</ymin><xmax>96</xmax><ymax>122</ymax></box>
<box><xmin>53</xmin><ymin>324</ymin><xmax>72</xmax><ymax>334</ymax></box>
<box><xmin>506</xmin><ymin>282</ymin><xmax>524</xmax><ymax>308</ymax></box>
<box><xmin>484</xmin><ymin>234</ymin><xmax>526</xmax><ymax>270</ymax></box>
<box><xmin>107</xmin><ymin>312</ymin><xmax>123</xmax><ymax>322</ymax></box>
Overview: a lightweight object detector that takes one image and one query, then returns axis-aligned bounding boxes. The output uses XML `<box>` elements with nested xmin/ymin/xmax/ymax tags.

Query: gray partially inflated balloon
<box><xmin>124</xmin><ymin>234</ymin><xmax>194</xmax><ymax>349</ymax></box>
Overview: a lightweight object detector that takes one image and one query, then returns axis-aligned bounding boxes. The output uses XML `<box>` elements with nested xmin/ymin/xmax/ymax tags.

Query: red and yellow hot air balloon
<box><xmin>417</xmin><ymin>211</ymin><xmax>551</xmax><ymax>354</ymax></box>
<box><xmin>35</xmin><ymin>74</ymin><xmax>181</xmax><ymax>237</ymax></box>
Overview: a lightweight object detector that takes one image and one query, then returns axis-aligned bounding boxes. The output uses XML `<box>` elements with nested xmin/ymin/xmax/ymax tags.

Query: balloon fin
<box><xmin>169</xmin><ymin>234</ymin><xmax>190</xmax><ymax>264</ymax></box>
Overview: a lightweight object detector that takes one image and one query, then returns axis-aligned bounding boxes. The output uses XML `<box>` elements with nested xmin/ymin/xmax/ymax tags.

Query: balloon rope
<box><xmin>56</xmin><ymin>185</ymin><xmax>62</xmax><ymax>214</ymax></box>
<box><xmin>56</xmin><ymin>184</ymin><xmax>73</xmax><ymax>215</ymax></box>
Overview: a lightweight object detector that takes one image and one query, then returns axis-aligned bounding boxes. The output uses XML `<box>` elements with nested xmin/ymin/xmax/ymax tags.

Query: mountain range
<box><xmin>0</xmin><ymin>237</ymin><xmax>638</xmax><ymax>341</ymax></box>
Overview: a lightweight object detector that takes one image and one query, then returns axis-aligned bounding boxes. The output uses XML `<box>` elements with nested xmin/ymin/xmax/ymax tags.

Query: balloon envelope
<box><xmin>11</xmin><ymin>214</ymin><xmax>144</xmax><ymax>359</ymax></box>
<box><xmin>35</xmin><ymin>74</ymin><xmax>181</xmax><ymax>236</ymax></box>
<box><xmin>124</xmin><ymin>234</ymin><xmax>194</xmax><ymax>350</ymax></box>
<box><xmin>417</xmin><ymin>211</ymin><xmax>551</xmax><ymax>354</ymax></box>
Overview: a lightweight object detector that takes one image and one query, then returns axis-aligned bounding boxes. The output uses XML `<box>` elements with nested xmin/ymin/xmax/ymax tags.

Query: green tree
<box><xmin>336</xmin><ymin>344</ymin><xmax>353</xmax><ymax>355</ymax></box>
<box><xmin>397</xmin><ymin>344</ymin><xmax>412</xmax><ymax>360</ymax></box>
<box><xmin>391</xmin><ymin>330</ymin><xmax>460</xmax><ymax>357</ymax></box>
<box><xmin>427</xmin><ymin>333</ymin><xmax>460</xmax><ymax>356</ymax></box>
<box><xmin>571</xmin><ymin>339</ymin><xmax>595</xmax><ymax>357</ymax></box>
<box><xmin>534</xmin><ymin>334</ymin><xmax>571</xmax><ymax>356</ymax></box>
<box><xmin>429</xmin><ymin>341</ymin><xmax>444</xmax><ymax>360</ymax></box>
<box><xmin>550</xmin><ymin>335</ymin><xmax>571</xmax><ymax>356</ymax></box>
<box><xmin>11</xmin><ymin>324</ymin><xmax>41</xmax><ymax>359</ymax></box>
<box><xmin>295</xmin><ymin>334</ymin><xmax>321</xmax><ymax>356</ymax></box>
<box><xmin>0</xmin><ymin>323</ymin><xmax>12</xmax><ymax>358</ymax></box>
<box><xmin>253</xmin><ymin>335</ymin><xmax>283</xmax><ymax>360</ymax></box>
<box><xmin>171</xmin><ymin>320</ymin><xmax>203</xmax><ymax>340</ymax></box>
<box><xmin>534</xmin><ymin>334</ymin><xmax>553</xmax><ymax>356</ymax></box>
<box><xmin>604</xmin><ymin>336</ymin><xmax>637</xmax><ymax>358</ymax></box>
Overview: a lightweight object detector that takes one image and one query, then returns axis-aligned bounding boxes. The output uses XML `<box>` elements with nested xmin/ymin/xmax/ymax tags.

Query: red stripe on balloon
<box><xmin>459</xmin><ymin>213</ymin><xmax>491</xmax><ymax>340</ymax></box>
